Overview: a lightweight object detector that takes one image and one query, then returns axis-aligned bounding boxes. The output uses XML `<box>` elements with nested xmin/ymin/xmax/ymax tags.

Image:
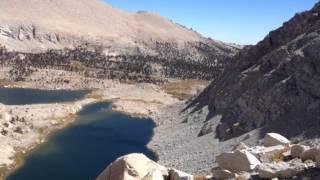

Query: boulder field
<box><xmin>97</xmin><ymin>133</ymin><xmax>320</xmax><ymax>180</ymax></box>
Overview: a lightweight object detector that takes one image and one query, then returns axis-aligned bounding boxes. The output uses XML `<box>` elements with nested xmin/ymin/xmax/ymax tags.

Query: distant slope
<box><xmin>0</xmin><ymin>0</ymin><xmax>241</xmax><ymax>82</ymax></box>
<box><xmin>0</xmin><ymin>0</ymin><xmax>239</xmax><ymax>55</ymax></box>
<box><xmin>190</xmin><ymin>2</ymin><xmax>320</xmax><ymax>141</ymax></box>
<box><xmin>0</xmin><ymin>0</ymin><xmax>199</xmax><ymax>41</ymax></box>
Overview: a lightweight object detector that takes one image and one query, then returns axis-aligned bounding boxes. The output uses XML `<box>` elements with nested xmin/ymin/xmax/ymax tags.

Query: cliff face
<box><xmin>191</xmin><ymin>2</ymin><xmax>320</xmax><ymax>141</ymax></box>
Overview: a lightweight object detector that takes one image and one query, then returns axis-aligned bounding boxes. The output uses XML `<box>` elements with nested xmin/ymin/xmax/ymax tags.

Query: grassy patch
<box><xmin>0</xmin><ymin>80</ymin><xmax>18</xmax><ymax>87</ymax></box>
<box><xmin>161</xmin><ymin>80</ymin><xmax>209</xmax><ymax>100</ymax></box>
<box><xmin>85</xmin><ymin>89</ymin><xmax>104</xmax><ymax>100</ymax></box>
<box><xmin>0</xmin><ymin>167</ymin><xmax>9</xmax><ymax>179</ymax></box>
<box><xmin>194</xmin><ymin>175</ymin><xmax>208</xmax><ymax>180</ymax></box>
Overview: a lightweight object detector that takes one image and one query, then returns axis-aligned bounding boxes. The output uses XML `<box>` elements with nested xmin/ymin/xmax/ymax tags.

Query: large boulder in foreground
<box><xmin>96</xmin><ymin>153</ymin><xmax>168</xmax><ymax>180</ymax></box>
<box><xmin>216</xmin><ymin>149</ymin><xmax>261</xmax><ymax>173</ymax></box>
<box><xmin>264</xmin><ymin>133</ymin><xmax>290</xmax><ymax>147</ymax></box>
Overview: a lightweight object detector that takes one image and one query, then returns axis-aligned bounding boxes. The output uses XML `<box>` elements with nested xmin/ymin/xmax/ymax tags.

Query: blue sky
<box><xmin>104</xmin><ymin>0</ymin><xmax>318</xmax><ymax>45</ymax></box>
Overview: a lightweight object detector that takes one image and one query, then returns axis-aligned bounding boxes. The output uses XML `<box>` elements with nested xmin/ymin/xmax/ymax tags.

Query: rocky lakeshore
<box><xmin>0</xmin><ymin>75</ymin><xmax>197</xmax><ymax>179</ymax></box>
<box><xmin>0</xmin><ymin>98</ymin><xmax>97</xmax><ymax>179</ymax></box>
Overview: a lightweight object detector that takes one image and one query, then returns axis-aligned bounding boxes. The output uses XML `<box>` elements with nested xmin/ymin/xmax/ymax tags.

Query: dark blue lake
<box><xmin>0</xmin><ymin>88</ymin><xmax>89</xmax><ymax>105</ymax></box>
<box><xmin>1</xmin><ymin>89</ymin><xmax>156</xmax><ymax>180</ymax></box>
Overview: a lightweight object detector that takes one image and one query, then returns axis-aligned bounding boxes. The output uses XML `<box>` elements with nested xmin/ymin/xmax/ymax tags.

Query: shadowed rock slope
<box><xmin>190</xmin><ymin>2</ymin><xmax>320</xmax><ymax>141</ymax></box>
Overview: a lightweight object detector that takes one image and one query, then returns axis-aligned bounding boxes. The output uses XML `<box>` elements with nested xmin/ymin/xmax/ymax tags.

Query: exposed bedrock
<box><xmin>189</xmin><ymin>2</ymin><xmax>320</xmax><ymax>141</ymax></box>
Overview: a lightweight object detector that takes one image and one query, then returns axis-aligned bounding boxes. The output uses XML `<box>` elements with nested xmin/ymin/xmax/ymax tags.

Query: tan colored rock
<box><xmin>169</xmin><ymin>169</ymin><xmax>193</xmax><ymax>180</ymax></box>
<box><xmin>264</xmin><ymin>133</ymin><xmax>290</xmax><ymax>147</ymax></box>
<box><xmin>216</xmin><ymin>149</ymin><xmax>261</xmax><ymax>173</ymax></box>
<box><xmin>0</xmin><ymin>112</ymin><xmax>11</xmax><ymax>121</ymax></box>
<box><xmin>142</xmin><ymin>169</ymin><xmax>164</xmax><ymax>180</ymax></box>
<box><xmin>96</xmin><ymin>153</ymin><xmax>168</xmax><ymax>180</ymax></box>
<box><xmin>0</xmin><ymin>143</ymin><xmax>15</xmax><ymax>167</ymax></box>
<box><xmin>301</xmin><ymin>146</ymin><xmax>320</xmax><ymax>161</ymax></box>
<box><xmin>291</xmin><ymin>144</ymin><xmax>310</xmax><ymax>158</ymax></box>
<box><xmin>0</xmin><ymin>103</ymin><xmax>6</xmax><ymax>112</ymax></box>
<box><xmin>248</xmin><ymin>145</ymin><xmax>287</xmax><ymax>163</ymax></box>
<box><xmin>257</xmin><ymin>161</ymin><xmax>306</xmax><ymax>179</ymax></box>
<box><xmin>211</xmin><ymin>168</ymin><xmax>236</xmax><ymax>179</ymax></box>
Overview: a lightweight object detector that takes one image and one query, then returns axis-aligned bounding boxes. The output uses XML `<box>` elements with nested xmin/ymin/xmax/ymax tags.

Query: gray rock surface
<box><xmin>148</xmin><ymin>2</ymin><xmax>320</xmax><ymax>176</ymax></box>
<box><xmin>211</xmin><ymin>168</ymin><xmax>237</xmax><ymax>179</ymax></box>
<box><xmin>188</xmin><ymin>2</ymin><xmax>320</xmax><ymax>143</ymax></box>
<box><xmin>257</xmin><ymin>160</ymin><xmax>306</xmax><ymax>179</ymax></box>
<box><xmin>264</xmin><ymin>133</ymin><xmax>290</xmax><ymax>147</ymax></box>
<box><xmin>291</xmin><ymin>144</ymin><xmax>310</xmax><ymax>158</ymax></box>
<box><xmin>248</xmin><ymin>145</ymin><xmax>288</xmax><ymax>163</ymax></box>
<box><xmin>301</xmin><ymin>146</ymin><xmax>320</xmax><ymax>162</ymax></box>
<box><xmin>148</xmin><ymin>102</ymin><xmax>262</xmax><ymax>174</ymax></box>
<box><xmin>216</xmin><ymin>149</ymin><xmax>261</xmax><ymax>173</ymax></box>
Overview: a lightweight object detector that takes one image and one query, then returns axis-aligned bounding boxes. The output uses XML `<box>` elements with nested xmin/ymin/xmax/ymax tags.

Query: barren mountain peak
<box><xmin>0</xmin><ymin>0</ymin><xmax>208</xmax><ymax>52</ymax></box>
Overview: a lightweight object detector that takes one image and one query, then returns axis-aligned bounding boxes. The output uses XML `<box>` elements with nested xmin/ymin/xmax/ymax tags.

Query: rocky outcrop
<box><xmin>216</xmin><ymin>149</ymin><xmax>261</xmax><ymax>173</ymax></box>
<box><xmin>96</xmin><ymin>153</ymin><xmax>198</xmax><ymax>180</ymax></box>
<box><xmin>190</xmin><ymin>2</ymin><xmax>320</xmax><ymax>141</ymax></box>
<box><xmin>96</xmin><ymin>153</ymin><xmax>169</xmax><ymax>180</ymax></box>
<box><xmin>210</xmin><ymin>133</ymin><xmax>320</xmax><ymax>179</ymax></box>
<box><xmin>291</xmin><ymin>144</ymin><xmax>310</xmax><ymax>158</ymax></box>
<box><xmin>211</xmin><ymin>168</ymin><xmax>236</xmax><ymax>179</ymax></box>
<box><xmin>264</xmin><ymin>133</ymin><xmax>291</xmax><ymax>147</ymax></box>
<box><xmin>100</xmin><ymin>133</ymin><xmax>320</xmax><ymax>180</ymax></box>
<box><xmin>301</xmin><ymin>146</ymin><xmax>320</xmax><ymax>162</ymax></box>
<box><xmin>248</xmin><ymin>144</ymin><xmax>288</xmax><ymax>163</ymax></box>
<box><xmin>257</xmin><ymin>160</ymin><xmax>307</xmax><ymax>179</ymax></box>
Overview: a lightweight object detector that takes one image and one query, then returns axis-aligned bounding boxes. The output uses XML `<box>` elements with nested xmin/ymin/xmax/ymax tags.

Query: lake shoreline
<box><xmin>0</xmin><ymin>78</ymin><xmax>180</xmax><ymax>179</ymax></box>
<box><xmin>2</xmin><ymin>113</ymin><xmax>82</xmax><ymax>179</ymax></box>
<box><xmin>0</xmin><ymin>98</ymin><xmax>98</xmax><ymax>180</ymax></box>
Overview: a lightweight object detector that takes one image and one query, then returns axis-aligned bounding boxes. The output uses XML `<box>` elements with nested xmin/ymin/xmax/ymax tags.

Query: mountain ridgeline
<box><xmin>190</xmin><ymin>2</ymin><xmax>320</xmax><ymax>141</ymax></box>
<box><xmin>0</xmin><ymin>0</ymin><xmax>240</xmax><ymax>83</ymax></box>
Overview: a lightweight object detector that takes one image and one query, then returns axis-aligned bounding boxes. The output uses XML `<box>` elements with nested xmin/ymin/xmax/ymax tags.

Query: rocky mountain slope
<box><xmin>145</xmin><ymin>2</ymin><xmax>320</xmax><ymax>175</ymax></box>
<box><xmin>0</xmin><ymin>0</ymin><xmax>240</xmax><ymax>82</ymax></box>
<box><xmin>190</xmin><ymin>2</ymin><xmax>320</xmax><ymax>141</ymax></box>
